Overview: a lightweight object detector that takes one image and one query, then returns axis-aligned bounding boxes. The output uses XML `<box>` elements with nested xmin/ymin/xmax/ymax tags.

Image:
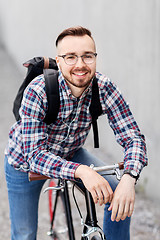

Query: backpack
<box><xmin>13</xmin><ymin>57</ymin><xmax>102</xmax><ymax>148</ymax></box>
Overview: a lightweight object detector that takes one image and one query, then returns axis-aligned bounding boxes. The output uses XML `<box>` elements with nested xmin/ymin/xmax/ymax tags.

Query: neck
<box><xmin>66</xmin><ymin>81</ymin><xmax>86</xmax><ymax>98</ymax></box>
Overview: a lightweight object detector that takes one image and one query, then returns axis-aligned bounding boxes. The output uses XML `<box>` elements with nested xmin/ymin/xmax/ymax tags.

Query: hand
<box><xmin>75</xmin><ymin>165</ymin><xmax>113</xmax><ymax>205</ymax></box>
<box><xmin>108</xmin><ymin>174</ymin><xmax>136</xmax><ymax>222</ymax></box>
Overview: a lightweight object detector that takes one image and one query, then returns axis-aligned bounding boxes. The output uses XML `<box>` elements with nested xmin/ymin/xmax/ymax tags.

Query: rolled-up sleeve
<box><xmin>20</xmin><ymin>77</ymin><xmax>79</xmax><ymax>180</ymax></box>
<box><xmin>100</xmin><ymin>78</ymin><xmax>148</xmax><ymax>175</ymax></box>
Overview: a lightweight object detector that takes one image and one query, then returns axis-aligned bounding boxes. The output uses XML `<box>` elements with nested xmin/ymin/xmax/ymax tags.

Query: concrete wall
<box><xmin>0</xmin><ymin>0</ymin><xmax>160</xmax><ymax>200</ymax></box>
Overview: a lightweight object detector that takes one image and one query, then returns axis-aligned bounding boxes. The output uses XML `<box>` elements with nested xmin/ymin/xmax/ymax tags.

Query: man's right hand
<box><xmin>74</xmin><ymin>165</ymin><xmax>113</xmax><ymax>206</ymax></box>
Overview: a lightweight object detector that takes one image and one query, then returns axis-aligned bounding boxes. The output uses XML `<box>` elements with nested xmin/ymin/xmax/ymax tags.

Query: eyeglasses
<box><xmin>58</xmin><ymin>53</ymin><xmax>97</xmax><ymax>65</ymax></box>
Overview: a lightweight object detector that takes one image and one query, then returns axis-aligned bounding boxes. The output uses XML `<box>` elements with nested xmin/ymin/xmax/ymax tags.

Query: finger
<box><xmin>108</xmin><ymin>202</ymin><xmax>112</xmax><ymax>211</ymax></box>
<box><xmin>99</xmin><ymin>179</ymin><xmax>113</xmax><ymax>204</ymax></box>
<box><xmin>128</xmin><ymin>201</ymin><xmax>134</xmax><ymax>217</ymax></box>
<box><xmin>95</xmin><ymin>189</ymin><xmax>104</xmax><ymax>206</ymax></box>
<box><xmin>103</xmin><ymin>181</ymin><xmax>113</xmax><ymax>203</ymax></box>
<box><xmin>97</xmin><ymin>187</ymin><xmax>110</xmax><ymax>206</ymax></box>
<box><xmin>95</xmin><ymin>180</ymin><xmax>113</xmax><ymax>205</ymax></box>
<box><xmin>121</xmin><ymin>202</ymin><xmax>130</xmax><ymax>221</ymax></box>
<box><xmin>115</xmin><ymin>203</ymin><xmax>125</xmax><ymax>222</ymax></box>
<box><xmin>111</xmin><ymin>201</ymin><xmax>119</xmax><ymax>221</ymax></box>
<box><xmin>107</xmin><ymin>185</ymin><xmax>113</xmax><ymax>203</ymax></box>
<box><xmin>91</xmin><ymin>189</ymin><xmax>99</xmax><ymax>204</ymax></box>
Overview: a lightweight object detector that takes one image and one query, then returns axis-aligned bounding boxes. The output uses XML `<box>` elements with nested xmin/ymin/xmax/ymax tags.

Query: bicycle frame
<box><xmin>82</xmin><ymin>188</ymin><xmax>106</xmax><ymax>239</ymax></box>
<box><xmin>29</xmin><ymin>162</ymin><xmax>123</xmax><ymax>240</ymax></box>
<box><xmin>46</xmin><ymin>179</ymin><xmax>105</xmax><ymax>240</ymax></box>
<box><xmin>45</xmin><ymin>180</ymin><xmax>75</xmax><ymax>239</ymax></box>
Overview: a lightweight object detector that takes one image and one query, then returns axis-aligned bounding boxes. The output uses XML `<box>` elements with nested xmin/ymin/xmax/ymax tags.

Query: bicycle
<box><xmin>29</xmin><ymin>162</ymin><xmax>124</xmax><ymax>240</ymax></box>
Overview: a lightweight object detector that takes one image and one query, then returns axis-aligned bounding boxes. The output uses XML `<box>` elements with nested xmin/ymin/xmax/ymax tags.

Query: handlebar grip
<box><xmin>28</xmin><ymin>172</ymin><xmax>51</xmax><ymax>181</ymax></box>
<box><xmin>118</xmin><ymin>162</ymin><xmax>124</xmax><ymax>170</ymax></box>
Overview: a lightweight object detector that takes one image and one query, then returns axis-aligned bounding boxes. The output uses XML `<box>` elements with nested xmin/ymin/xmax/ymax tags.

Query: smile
<box><xmin>73</xmin><ymin>72</ymin><xmax>88</xmax><ymax>76</ymax></box>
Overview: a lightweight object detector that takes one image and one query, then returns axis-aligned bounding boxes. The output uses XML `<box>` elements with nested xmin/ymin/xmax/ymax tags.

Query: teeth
<box><xmin>75</xmin><ymin>72</ymin><xmax>86</xmax><ymax>76</ymax></box>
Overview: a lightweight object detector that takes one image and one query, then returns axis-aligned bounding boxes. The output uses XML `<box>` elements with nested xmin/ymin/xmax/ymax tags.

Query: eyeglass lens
<box><xmin>64</xmin><ymin>53</ymin><xmax>96</xmax><ymax>65</ymax></box>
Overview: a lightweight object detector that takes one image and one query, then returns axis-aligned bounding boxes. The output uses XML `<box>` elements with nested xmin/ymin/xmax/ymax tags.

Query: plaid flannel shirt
<box><xmin>5</xmin><ymin>71</ymin><xmax>148</xmax><ymax>180</ymax></box>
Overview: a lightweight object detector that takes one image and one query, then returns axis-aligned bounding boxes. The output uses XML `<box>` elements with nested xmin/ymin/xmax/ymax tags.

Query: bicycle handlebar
<box><xmin>92</xmin><ymin>162</ymin><xmax>124</xmax><ymax>172</ymax></box>
<box><xmin>28</xmin><ymin>162</ymin><xmax>124</xmax><ymax>182</ymax></box>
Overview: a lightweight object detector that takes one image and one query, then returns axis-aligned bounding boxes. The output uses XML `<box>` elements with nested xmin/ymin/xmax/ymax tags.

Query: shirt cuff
<box><xmin>60</xmin><ymin>161</ymin><xmax>80</xmax><ymax>180</ymax></box>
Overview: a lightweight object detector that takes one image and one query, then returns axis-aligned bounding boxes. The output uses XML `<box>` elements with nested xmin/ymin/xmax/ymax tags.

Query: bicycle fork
<box><xmin>48</xmin><ymin>180</ymin><xmax>76</xmax><ymax>240</ymax></box>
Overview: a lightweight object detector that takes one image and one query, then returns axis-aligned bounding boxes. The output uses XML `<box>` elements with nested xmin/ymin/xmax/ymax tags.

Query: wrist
<box><xmin>121</xmin><ymin>173</ymin><xmax>136</xmax><ymax>185</ymax></box>
<box><xmin>123</xmin><ymin>169</ymin><xmax>139</xmax><ymax>184</ymax></box>
<box><xmin>74</xmin><ymin>165</ymin><xmax>89</xmax><ymax>179</ymax></box>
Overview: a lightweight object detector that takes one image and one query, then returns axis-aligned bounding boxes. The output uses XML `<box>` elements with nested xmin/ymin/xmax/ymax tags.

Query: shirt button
<box><xmin>23</xmin><ymin>162</ymin><xmax>29</xmax><ymax>169</ymax></box>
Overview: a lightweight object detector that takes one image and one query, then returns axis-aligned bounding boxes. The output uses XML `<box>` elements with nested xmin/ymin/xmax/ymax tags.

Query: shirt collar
<box><xmin>58</xmin><ymin>71</ymin><xmax>73</xmax><ymax>98</ymax></box>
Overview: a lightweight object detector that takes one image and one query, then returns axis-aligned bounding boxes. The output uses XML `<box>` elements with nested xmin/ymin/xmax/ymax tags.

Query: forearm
<box><xmin>123</xmin><ymin>136</ymin><xmax>148</xmax><ymax>175</ymax></box>
<box><xmin>21</xmin><ymin>116</ymin><xmax>80</xmax><ymax>180</ymax></box>
<box><xmin>28</xmin><ymin>148</ymin><xmax>80</xmax><ymax>180</ymax></box>
<box><xmin>101</xmin><ymin>77</ymin><xmax>148</xmax><ymax>174</ymax></box>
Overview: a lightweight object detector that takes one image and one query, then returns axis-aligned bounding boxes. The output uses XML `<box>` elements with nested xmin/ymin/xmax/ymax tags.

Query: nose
<box><xmin>75</xmin><ymin>56</ymin><xmax>86</xmax><ymax>67</ymax></box>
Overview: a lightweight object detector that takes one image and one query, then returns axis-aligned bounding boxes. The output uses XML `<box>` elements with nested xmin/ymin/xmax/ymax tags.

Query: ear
<box><xmin>55</xmin><ymin>56</ymin><xmax>60</xmax><ymax>69</ymax></box>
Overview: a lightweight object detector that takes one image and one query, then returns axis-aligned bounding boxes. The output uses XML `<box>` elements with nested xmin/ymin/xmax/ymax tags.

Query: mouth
<box><xmin>72</xmin><ymin>72</ymin><xmax>88</xmax><ymax>77</ymax></box>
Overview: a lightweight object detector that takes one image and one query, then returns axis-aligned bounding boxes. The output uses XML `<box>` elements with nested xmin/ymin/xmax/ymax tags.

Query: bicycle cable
<box><xmin>71</xmin><ymin>171</ymin><xmax>116</xmax><ymax>220</ymax></box>
<box><xmin>72</xmin><ymin>183</ymin><xmax>83</xmax><ymax>220</ymax></box>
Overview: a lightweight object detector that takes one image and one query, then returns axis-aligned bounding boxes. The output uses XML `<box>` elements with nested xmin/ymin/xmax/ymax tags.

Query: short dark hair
<box><xmin>56</xmin><ymin>26</ymin><xmax>93</xmax><ymax>47</ymax></box>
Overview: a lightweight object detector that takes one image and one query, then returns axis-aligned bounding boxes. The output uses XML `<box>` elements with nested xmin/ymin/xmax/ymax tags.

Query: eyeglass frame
<box><xmin>58</xmin><ymin>53</ymin><xmax>97</xmax><ymax>65</ymax></box>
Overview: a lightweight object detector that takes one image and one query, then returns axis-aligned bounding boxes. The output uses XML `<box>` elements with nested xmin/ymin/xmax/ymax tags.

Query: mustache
<box><xmin>72</xmin><ymin>67</ymin><xmax>89</xmax><ymax>72</ymax></box>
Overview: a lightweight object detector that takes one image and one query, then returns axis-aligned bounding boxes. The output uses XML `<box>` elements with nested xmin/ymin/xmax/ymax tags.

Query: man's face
<box><xmin>56</xmin><ymin>35</ymin><xmax>96</xmax><ymax>89</ymax></box>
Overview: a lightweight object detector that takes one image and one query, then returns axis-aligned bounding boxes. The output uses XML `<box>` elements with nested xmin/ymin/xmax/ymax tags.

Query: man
<box><xmin>5</xmin><ymin>26</ymin><xmax>147</xmax><ymax>240</ymax></box>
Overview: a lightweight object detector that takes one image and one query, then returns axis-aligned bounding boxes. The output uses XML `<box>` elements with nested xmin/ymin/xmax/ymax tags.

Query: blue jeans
<box><xmin>4</xmin><ymin>148</ymin><xmax>130</xmax><ymax>240</ymax></box>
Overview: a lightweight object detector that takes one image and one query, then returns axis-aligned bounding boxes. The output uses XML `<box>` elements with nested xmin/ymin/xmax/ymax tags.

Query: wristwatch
<box><xmin>123</xmin><ymin>169</ymin><xmax>139</xmax><ymax>182</ymax></box>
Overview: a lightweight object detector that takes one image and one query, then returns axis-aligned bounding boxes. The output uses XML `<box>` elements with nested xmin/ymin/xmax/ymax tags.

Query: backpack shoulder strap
<box><xmin>90</xmin><ymin>77</ymin><xmax>103</xmax><ymax>148</ymax></box>
<box><xmin>13</xmin><ymin>57</ymin><xmax>58</xmax><ymax>121</ymax></box>
<box><xmin>43</xmin><ymin>69</ymin><xmax>60</xmax><ymax>125</ymax></box>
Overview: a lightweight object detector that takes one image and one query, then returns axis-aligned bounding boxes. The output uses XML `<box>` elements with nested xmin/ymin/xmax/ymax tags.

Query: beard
<box><xmin>65</xmin><ymin>76</ymin><xmax>92</xmax><ymax>88</ymax></box>
<box><xmin>61</xmin><ymin>67</ymin><xmax>95</xmax><ymax>89</ymax></box>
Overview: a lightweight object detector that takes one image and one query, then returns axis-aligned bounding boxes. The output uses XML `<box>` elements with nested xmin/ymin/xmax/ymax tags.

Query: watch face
<box><xmin>130</xmin><ymin>170</ymin><xmax>138</xmax><ymax>177</ymax></box>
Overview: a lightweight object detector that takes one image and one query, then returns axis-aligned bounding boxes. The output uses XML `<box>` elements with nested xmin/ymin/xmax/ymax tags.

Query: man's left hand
<box><xmin>108</xmin><ymin>174</ymin><xmax>136</xmax><ymax>222</ymax></box>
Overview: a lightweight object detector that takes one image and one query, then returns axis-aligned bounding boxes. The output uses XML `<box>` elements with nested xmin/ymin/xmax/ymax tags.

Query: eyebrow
<box><xmin>64</xmin><ymin>51</ymin><xmax>95</xmax><ymax>55</ymax></box>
